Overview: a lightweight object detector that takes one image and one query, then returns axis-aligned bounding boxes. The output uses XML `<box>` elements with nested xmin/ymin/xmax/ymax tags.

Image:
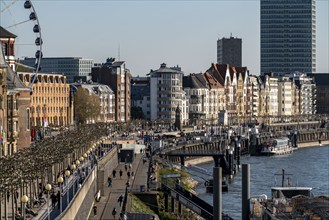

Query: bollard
<box><xmin>213</xmin><ymin>167</ymin><xmax>222</xmax><ymax>220</ymax></box>
<box><xmin>164</xmin><ymin>194</ymin><xmax>169</xmax><ymax>212</ymax></box>
<box><xmin>242</xmin><ymin>164</ymin><xmax>250</xmax><ymax>220</ymax></box>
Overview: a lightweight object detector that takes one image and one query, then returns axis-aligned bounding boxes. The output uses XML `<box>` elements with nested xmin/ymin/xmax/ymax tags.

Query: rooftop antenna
<box><xmin>118</xmin><ymin>44</ymin><xmax>120</xmax><ymax>61</ymax></box>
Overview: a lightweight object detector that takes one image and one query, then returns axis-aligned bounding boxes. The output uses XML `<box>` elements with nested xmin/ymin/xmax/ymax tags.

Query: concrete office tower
<box><xmin>217</xmin><ymin>36</ymin><xmax>242</xmax><ymax>67</ymax></box>
<box><xmin>261</xmin><ymin>0</ymin><xmax>316</xmax><ymax>74</ymax></box>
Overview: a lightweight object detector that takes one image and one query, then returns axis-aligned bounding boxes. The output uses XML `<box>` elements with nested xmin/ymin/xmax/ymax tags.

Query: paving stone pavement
<box><xmin>88</xmin><ymin>153</ymin><xmax>149</xmax><ymax>220</ymax></box>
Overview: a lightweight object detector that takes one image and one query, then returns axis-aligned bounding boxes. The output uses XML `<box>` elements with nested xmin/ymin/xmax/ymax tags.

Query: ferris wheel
<box><xmin>0</xmin><ymin>0</ymin><xmax>42</xmax><ymax>85</ymax></box>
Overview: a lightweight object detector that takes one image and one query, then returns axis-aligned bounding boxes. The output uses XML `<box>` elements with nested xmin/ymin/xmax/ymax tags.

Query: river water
<box><xmin>190</xmin><ymin>145</ymin><xmax>329</xmax><ymax>220</ymax></box>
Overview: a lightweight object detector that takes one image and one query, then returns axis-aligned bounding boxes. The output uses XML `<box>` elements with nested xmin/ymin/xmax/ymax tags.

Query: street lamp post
<box><xmin>21</xmin><ymin>195</ymin><xmax>29</xmax><ymax>220</ymax></box>
<box><xmin>57</xmin><ymin>176</ymin><xmax>64</xmax><ymax>213</ymax></box>
<box><xmin>65</xmin><ymin>170</ymin><xmax>70</xmax><ymax>206</ymax></box>
<box><xmin>70</xmin><ymin>164</ymin><xmax>76</xmax><ymax>195</ymax></box>
<box><xmin>45</xmin><ymin>183</ymin><xmax>52</xmax><ymax>220</ymax></box>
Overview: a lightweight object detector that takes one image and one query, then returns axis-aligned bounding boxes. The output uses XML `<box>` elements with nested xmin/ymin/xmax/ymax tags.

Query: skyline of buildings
<box><xmin>260</xmin><ymin>0</ymin><xmax>316</xmax><ymax>74</ymax></box>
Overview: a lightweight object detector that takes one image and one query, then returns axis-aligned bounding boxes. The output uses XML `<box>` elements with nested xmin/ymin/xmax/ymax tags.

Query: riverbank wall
<box><xmin>185</xmin><ymin>140</ymin><xmax>329</xmax><ymax>166</ymax></box>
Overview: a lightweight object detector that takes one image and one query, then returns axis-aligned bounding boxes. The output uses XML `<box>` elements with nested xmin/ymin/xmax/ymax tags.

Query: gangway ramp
<box><xmin>162</xmin><ymin>183</ymin><xmax>233</xmax><ymax>220</ymax></box>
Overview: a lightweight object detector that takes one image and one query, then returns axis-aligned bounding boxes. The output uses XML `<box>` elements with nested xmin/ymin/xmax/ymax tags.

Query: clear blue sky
<box><xmin>1</xmin><ymin>0</ymin><xmax>328</xmax><ymax>76</ymax></box>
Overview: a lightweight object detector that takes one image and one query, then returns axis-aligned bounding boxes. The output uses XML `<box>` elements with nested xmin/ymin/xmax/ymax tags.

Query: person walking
<box><xmin>93</xmin><ymin>204</ymin><xmax>97</xmax><ymax>216</ymax></box>
<box><xmin>56</xmin><ymin>191</ymin><xmax>61</xmax><ymax>209</ymax></box>
<box><xmin>127</xmin><ymin>171</ymin><xmax>130</xmax><ymax>179</ymax></box>
<box><xmin>119</xmin><ymin>169</ymin><xmax>123</xmax><ymax>179</ymax></box>
<box><xmin>131</xmin><ymin>171</ymin><xmax>134</xmax><ymax>179</ymax></box>
<box><xmin>108</xmin><ymin>176</ymin><xmax>112</xmax><ymax>187</ymax></box>
<box><xmin>112</xmin><ymin>208</ymin><xmax>117</xmax><ymax>219</ymax></box>
<box><xmin>124</xmin><ymin>164</ymin><xmax>128</xmax><ymax>172</ymax></box>
<box><xmin>128</xmin><ymin>163</ymin><xmax>132</xmax><ymax>171</ymax></box>
<box><xmin>50</xmin><ymin>192</ymin><xmax>57</xmax><ymax>208</ymax></box>
<box><xmin>118</xmin><ymin>195</ymin><xmax>124</xmax><ymax>207</ymax></box>
<box><xmin>112</xmin><ymin>169</ymin><xmax>117</xmax><ymax>178</ymax></box>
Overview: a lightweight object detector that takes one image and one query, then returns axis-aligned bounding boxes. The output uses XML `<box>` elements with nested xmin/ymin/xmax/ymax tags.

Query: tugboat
<box><xmin>204</xmin><ymin>178</ymin><xmax>228</xmax><ymax>193</ymax></box>
<box><xmin>260</xmin><ymin>137</ymin><xmax>294</xmax><ymax>156</ymax></box>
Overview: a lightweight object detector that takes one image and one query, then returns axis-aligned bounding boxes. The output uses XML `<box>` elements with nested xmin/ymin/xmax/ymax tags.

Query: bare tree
<box><xmin>74</xmin><ymin>87</ymin><xmax>101</xmax><ymax>124</ymax></box>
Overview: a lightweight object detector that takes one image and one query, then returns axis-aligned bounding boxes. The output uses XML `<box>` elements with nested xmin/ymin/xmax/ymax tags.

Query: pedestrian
<box><xmin>112</xmin><ymin>169</ymin><xmax>116</xmax><ymax>178</ymax></box>
<box><xmin>108</xmin><ymin>176</ymin><xmax>112</xmax><ymax>187</ymax></box>
<box><xmin>93</xmin><ymin>204</ymin><xmax>97</xmax><ymax>216</ymax></box>
<box><xmin>125</xmin><ymin>180</ymin><xmax>130</xmax><ymax>188</ymax></box>
<box><xmin>127</xmin><ymin>171</ymin><xmax>130</xmax><ymax>179</ymax></box>
<box><xmin>112</xmin><ymin>208</ymin><xmax>117</xmax><ymax>219</ymax></box>
<box><xmin>131</xmin><ymin>171</ymin><xmax>134</xmax><ymax>179</ymax></box>
<box><xmin>50</xmin><ymin>192</ymin><xmax>57</xmax><ymax>208</ymax></box>
<box><xmin>128</xmin><ymin>163</ymin><xmax>132</xmax><ymax>171</ymax></box>
<box><xmin>124</xmin><ymin>164</ymin><xmax>128</xmax><ymax>171</ymax></box>
<box><xmin>118</xmin><ymin>195</ymin><xmax>124</xmax><ymax>207</ymax></box>
<box><xmin>119</xmin><ymin>169</ymin><xmax>123</xmax><ymax>179</ymax></box>
<box><xmin>56</xmin><ymin>191</ymin><xmax>61</xmax><ymax>209</ymax></box>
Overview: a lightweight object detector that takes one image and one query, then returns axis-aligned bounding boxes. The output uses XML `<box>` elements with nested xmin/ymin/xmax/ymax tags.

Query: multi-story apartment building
<box><xmin>235</xmin><ymin>67</ymin><xmax>252</xmax><ymax>122</ymax></box>
<box><xmin>131</xmin><ymin>76</ymin><xmax>150</xmax><ymax>120</ymax></box>
<box><xmin>149</xmin><ymin>63</ymin><xmax>188</xmax><ymax>125</ymax></box>
<box><xmin>217</xmin><ymin>36</ymin><xmax>242</xmax><ymax>67</ymax></box>
<box><xmin>261</xmin><ymin>0</ymin><xmax>316</xmax><ymax>74</ymax></box>
<box><xmin>91</xmin><ymin>58</ymin><xmax>131</xmax><ymax>122</ymax></box>
<box><xmin>249</xmin><ymin>75</ymin><xmax>262</xmax><ymax>118</ymax></box>
<box><xmin>309</xmin><ymin>73</ymin><xmax>329</xmax><ymax>114</ymax></box>
<box><xmin>72</xmin><ymin>83</ymin><xmax>115</xmax><ymax>122</ymax></box>
<box><xmin>260</xmin><ymin>73</ymin><xmax>279</xmax><ymax>121</ymax></box>
<box><xmin>17</xmin><ymin>72</ymin><xmax>71</xmax><ymax>127</ymax></box>
<box><xmin>277</xmin><ymin>76</ymin><xmax>293</xmax><ymax>117</ymax></box>
<box><xmin>206</xmin><ymin>64</ymin><xmax>241</xmax><ymax>124</ymax></box>
<box><xmin>183</xmin><ymin>72</ymin><xmax>225</xmax><ymax>127</ymax></box>
<box><xmin>20</xmin><ymin>57</ymin><xmax>93</xmax><ymax>83</ymax></box>
<box><xmin>289</xmin><ymin>72</ymin><xmax>316</xmax><ymax>115</ymax></box>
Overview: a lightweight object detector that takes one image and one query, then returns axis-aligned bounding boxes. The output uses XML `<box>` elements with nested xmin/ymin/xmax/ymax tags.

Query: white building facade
<box><xmin>149</xmin><ymin>63</ymin><xmax>188</xmax><ymax>125</ymax></box>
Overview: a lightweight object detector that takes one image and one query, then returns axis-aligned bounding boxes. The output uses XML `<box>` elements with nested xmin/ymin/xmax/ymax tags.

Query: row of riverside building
<box><xmin>131</xmin><ymin>63</ymin><xmax>328</xmax><ymax>128</ymax></box>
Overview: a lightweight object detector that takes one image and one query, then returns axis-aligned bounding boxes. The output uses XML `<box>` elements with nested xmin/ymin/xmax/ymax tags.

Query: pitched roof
<box><xmin>0</xmin><ymin>26</ymin><xmax>17</xmax><ymax>38</ymax></box>
<box><xmin>205</xmin><ymin>63</ymin><xmax>226</xmax><ymax>86</ymax></box>
<box><xmin>203</xmin><ymin>72</ymin><xmax>223</xmax><ymax>89</ymax></box>
<box><xmin>183</xmin><ymin>73</ymin><xmax>205</xmax><ymax>89</ymax></box>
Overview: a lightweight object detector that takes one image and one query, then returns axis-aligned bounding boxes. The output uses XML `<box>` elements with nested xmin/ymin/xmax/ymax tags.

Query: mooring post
<box><xmin>164</xmin><ymin>193</ymin><xmax>169</xmax><ymax>212</ymax></box>
<box><xmin>180</xmin><ymin>156</ymin><xmax>185</xmax><ymax>167</ymax></box>
<box><xmin>213</xmin><ymin>166</ymin><xmax>222</xmax><ymax>220</ymax></box>
<box><xmin>237</xmin><ymin>143</ymin><xmax>241</xmax><ymax>169</ymax></box>
<box><xmin>178</xmin><ymin>202</ymin><xmax>182</xmax><ymax>215</ymax></box>
<box><xmin>242</xmin><ymin>164</ymin><xmax>250</xmax><ymax>220</ymax></box>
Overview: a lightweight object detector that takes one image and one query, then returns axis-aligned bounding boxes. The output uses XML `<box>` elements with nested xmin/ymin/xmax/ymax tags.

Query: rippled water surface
<box><xmin>192</xmin><ymin>146</ymin><xmax>329</xmax><ymax>220</ymax></box>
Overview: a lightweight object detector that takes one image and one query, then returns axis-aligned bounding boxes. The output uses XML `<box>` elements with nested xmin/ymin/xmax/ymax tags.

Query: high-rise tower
<box><xmin>217</xmin><ymin>36</ymin><xmax>242</xmax><ymax>67</ymax></box>
<box><xmin>260</xmin><ymin>0</ymin><xmax>316</xmax><ymax>74</ymax></box>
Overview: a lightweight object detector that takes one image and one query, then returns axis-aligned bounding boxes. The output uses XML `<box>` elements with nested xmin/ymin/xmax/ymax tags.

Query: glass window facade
<box><xmin>260</xmin><ymin>0</ymin><xmax>316</xmax><ymax>74</ymax></box>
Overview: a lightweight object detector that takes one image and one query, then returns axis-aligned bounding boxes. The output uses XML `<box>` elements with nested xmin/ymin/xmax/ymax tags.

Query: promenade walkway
<box><xmin>89</xmin><ymin>152</ymin><xmax>149</xmax><ymax>220</ymax></box>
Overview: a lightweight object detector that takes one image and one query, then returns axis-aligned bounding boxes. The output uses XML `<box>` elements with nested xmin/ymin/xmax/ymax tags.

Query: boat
<box><xmin>204</xmin><ymin>178</ymin><xmax>228</xmax><ymax>193</ymax></box>
<box><xmin>260</xmin><ymin>137</ymin><xmax>294</xmax><ymax>156</ymax></box>
<box><xmin>250</xmin><ymin>170</ymin><xmax>329</xmax><ymax>220</ymax></box>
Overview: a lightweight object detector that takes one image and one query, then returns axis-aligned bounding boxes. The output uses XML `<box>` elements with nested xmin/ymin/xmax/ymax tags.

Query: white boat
<box><xmin>260</xmin><ymin>137</ymin><xmax>294</xmax><ymax>156</ymax></box>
